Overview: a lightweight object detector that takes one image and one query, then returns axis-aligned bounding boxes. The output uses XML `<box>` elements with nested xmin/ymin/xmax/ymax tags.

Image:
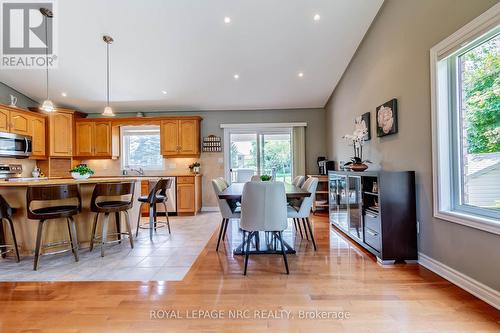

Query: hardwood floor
<box><xmin>0</xmin><ymin>213</ymin><xmax>498</xmax><ymax>332</ymax></box>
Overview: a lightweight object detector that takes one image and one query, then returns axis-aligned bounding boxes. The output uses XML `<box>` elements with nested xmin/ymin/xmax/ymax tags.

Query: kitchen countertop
<box><xmin>0</xmin><ymin>174</ymin><xmax>202</xmax><ymax>187</ymax></box>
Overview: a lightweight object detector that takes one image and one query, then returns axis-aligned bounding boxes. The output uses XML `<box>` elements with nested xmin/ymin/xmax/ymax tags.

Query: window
<box><xmin>431</xmin><ymin>5</ymin><xmax>500</xmax><ymax>234</ymax></box>
<box><xmin>121</xmin><ymin>126</ymin><xmax>164</xmax><ymax>170</ymax></box>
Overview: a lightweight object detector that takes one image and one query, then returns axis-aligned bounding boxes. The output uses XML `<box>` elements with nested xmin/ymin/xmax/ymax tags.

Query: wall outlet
<box><xmin>218</xmin><ymin>158</ymin><xmax>223</xmax><ymax>164</ymax></box>
<box><xmin>168</xmin><ymin>163</ymin><xmax>176</xmax><ymax>169</ymax></box>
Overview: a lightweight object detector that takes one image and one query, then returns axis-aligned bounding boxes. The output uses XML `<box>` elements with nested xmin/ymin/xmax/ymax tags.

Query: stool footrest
<box><xmin>138</xmin><ymin>221</ymin><xmax>168</xmax><ymax>230</ymax></box>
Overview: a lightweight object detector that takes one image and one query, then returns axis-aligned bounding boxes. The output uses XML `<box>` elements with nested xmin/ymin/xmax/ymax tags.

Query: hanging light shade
<box><xmin>102</xmin><ymin>35</ymin><xmax>115</xmax><ymax>116</ymax></box>
<box><xmin>40</xmin><ymin>7</ymin><xmax>55</xmax><ymax>112</ymax></box>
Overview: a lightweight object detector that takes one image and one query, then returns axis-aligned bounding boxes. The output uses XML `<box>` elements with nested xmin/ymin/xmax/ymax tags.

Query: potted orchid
<box><xmin>342</xmin><ymin>127</ymin><xmax>371</xmax><ymax>172</ymax></box>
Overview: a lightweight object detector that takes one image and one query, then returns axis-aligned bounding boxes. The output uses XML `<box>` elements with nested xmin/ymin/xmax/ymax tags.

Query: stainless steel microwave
<box><xmin>0</xmin><ymin>132</ymin><xmax>32</xmax><ymax>158</ymax></box>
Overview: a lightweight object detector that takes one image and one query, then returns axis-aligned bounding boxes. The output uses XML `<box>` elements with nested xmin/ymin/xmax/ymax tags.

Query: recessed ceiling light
<box><xmin>161</xmin><ymin>90</ymin><xmax>167</xmax><ymax>95</ymax></box>
<box><xmin>61</xmin><ymin>92</ymin><xmax>67</xmax><ymax>97</ymax></box>
<box><xmin>224</xmin><ymin>16</ymin><xmax>231</xmax><ymax>24</ymax></box>
<box><xmin>233</xmin><ymin>74</ymin><xmax>239</xmax><ymax>79</ymax></box>
<box><xmin>313</xmin><ymin>14</ymin><xmax>321</xmax><ymax>21</ymax></box>
<box><xmin>298</xmin><ymin>72</ymin><xmax>304</xmax><ymax>78</ymax></box>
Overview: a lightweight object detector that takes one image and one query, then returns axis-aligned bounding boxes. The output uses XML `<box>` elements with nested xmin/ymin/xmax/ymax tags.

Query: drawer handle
<box><xmin>366</xmin><ymin>229</ymin><xmax>378</xmax><ymax>237</ymax></box>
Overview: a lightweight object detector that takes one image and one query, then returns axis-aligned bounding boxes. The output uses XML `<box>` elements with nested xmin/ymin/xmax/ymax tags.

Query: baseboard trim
<box><xmin>418</xmin><ymin>252</ymin><xmax>499</xmax><ymax>309</ymax></box>
<box><xmin>201</xmin><ymin>206</ymin><xmax>219</xmax><ymax>212</ymax></box>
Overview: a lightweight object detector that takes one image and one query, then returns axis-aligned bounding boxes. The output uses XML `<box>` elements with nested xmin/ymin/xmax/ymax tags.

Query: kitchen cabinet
<box><xmin>161</xmin><ymin>118</ymin><xmax>200</xmax><ymax>157</ymax></box>
<box><xmin>176</xmin><ymin>175</ymin><xmax>202</xmax><ymax>215</ymax></box>
<box><xmin>74</xmin><ymin>120</ymin><xmax>118</xmax><ymax>158</ymax></box>
<box><xmin>0</xmin><ymin>109</ymin><xmax>9</xmax><ymax>132</ymax></box>
<box><xmin>9</xmin><ymin>111</ymin><xmax>30</xmax><ymax>135</ymax></box>
<box><xmin>29</xmin><ymin>115</ymin><xmax>46</xmax><ymax>158</ymax></box>
<box><xmin>49</xmin><ymin>111</ymin><xmax>73</xmax><ymax>157</ymax></box>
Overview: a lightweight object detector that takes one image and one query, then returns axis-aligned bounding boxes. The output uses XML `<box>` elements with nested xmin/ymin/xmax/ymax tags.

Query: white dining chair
<box><xmin>212</xmin><ymin>178</ymin><xmax>240</xmax><ymax>251</ymax></box>
<box><xmin>292</xmin><ymin>176</ymin><xmax>305</xmax><ymax>187</ymax></box>
<box><xmin>235</xmin><ymin>169</ymin><xmax>255</xmax><ymax>183</ymax></box>
<box><xmin>240</xmin><ymin>181</ymin><xmax>289</xmax><ymax>275</ymax></box>
<box><xmin>287</xmin><ymin>177</ymin><xmax>319</xmax><ymax>250</ymax></box>
<box><xmin>250</xmin><ymin>175</ymin><xmax>261</xmax><ymax>181</ymax></box>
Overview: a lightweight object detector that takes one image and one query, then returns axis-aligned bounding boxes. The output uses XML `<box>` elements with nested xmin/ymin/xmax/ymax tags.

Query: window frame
<box><xmin>430</xmin><ymin>3</ymin><xmax>500</xmax><ymax>235</ymax></box>
<box><xmin>121</xmin><ymin>125</ymin><xmax>164</xmax><ymax>171</ymax></box>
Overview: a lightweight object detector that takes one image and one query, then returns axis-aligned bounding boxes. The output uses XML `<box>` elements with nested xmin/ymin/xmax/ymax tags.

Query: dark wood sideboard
<box><xmin>328</xmin><ymin>170</ymin><xmax>417</xmax><ymax>264</ymax></box>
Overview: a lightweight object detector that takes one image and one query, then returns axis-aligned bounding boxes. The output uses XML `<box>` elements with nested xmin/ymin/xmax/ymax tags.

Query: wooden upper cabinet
<box><xmin>30</xmin><ymin>116</ymin><xmax>46</xmax><ymax>158</ymax></box>
<box><xmin>10</xmin><ymin>111</ymin><xmax>30</xmax><ymax>135</ymax></box>
<box><xmin>0</xmin><ymin>109</ymin><xmax>9</xmax><ymax>132</ymax></box>
<box><xmin>178</xmin><ymin>119</ymin><xmax>199</xmax><ymax>155</ymax></box>
<box><xmin>94</xmin><ymin>122</ymin><xmax>112</xmax><ymax>156</ymax></box>
<box><xmin>75</xmin><ymin>122</ymin><xmax>94</xmax><ymax>156</ymax></box>
<box><xmin>160</xmin><ymin>118</ymin><xmax>200</xmax><ymax>157</ymax></box>
<box><xmin>74</xmin><ymin>120</ymin><xmax>115</xmax><ymax>158</ymax></box>
<box><xmin>161</xmin><ymin>119</ymin><xmax>180</xmax><ymax>156</ymax></box>
<box><xmin>49</xmin><ymin>112</ymin><xmax>73</xmax><ymax>156</ymax></box>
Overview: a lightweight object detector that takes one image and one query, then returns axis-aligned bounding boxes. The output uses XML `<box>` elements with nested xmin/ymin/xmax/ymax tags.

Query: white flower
<box><xmin>377</xmin><ymin>106</ymin><xmax>394</xmax><ymax>134</ymax></box>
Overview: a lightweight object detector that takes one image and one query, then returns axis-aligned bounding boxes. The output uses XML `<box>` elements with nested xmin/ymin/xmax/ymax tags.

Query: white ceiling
<box><xmin>0</xmin><ymin>0</ymin><xmax>383</xmax><ymax>113</ymax></box>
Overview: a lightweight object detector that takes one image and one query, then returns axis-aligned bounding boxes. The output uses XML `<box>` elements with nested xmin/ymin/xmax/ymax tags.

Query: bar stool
<box><xmin>27</xmin><ymin>185</ymin><xmax>81</xmax><ymax>270</ymax></box>
<box><xmin>136</xmin><ymin>178</ymin><xmax>172</xmax><ymax>240</ymax></box>
<box><xmin>0</xmin><ymin>195</ymin><xmax>20</xmax><ymax>263</ymax></box>
<box><xmin>89</xmin><ymin>182</ymin><xmax>134</xmax><ymax>257</ymax></box>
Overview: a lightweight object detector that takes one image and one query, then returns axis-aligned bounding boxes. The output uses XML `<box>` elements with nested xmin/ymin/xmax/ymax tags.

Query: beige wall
<box><xmin>325</xmin><ymin>0</ymin><xmax>499</xmax><ymax>290</ymax></box>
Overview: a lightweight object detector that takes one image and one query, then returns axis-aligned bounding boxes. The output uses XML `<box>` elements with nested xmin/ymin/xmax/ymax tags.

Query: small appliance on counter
<box><xmin>0</xmin><ymin>164</ymin><xmax>48</xmax><ymax>182</ymax></box>
<box><xmin>317</xmin><ymin>157</ymin><xmax>335</xmax><ymax>175</ymax></box>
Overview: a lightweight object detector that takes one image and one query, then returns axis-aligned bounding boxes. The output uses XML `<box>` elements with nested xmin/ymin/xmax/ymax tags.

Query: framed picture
<box><xmin>376</xmin><ymin>98</ymin><xmax>398</xmax><ymax>137</ymax></box>
<box><xmin>355</xmin><ymin>112</ymin><xmax>371</xmax><ymax>141</ymax></box>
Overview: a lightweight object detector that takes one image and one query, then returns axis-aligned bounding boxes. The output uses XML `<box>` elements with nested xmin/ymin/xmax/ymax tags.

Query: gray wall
<box><xmin>325</xmin><ymin>0</ymin><xmax>499</xmax><ymax>290</ymax></box>
<box><xmin>89</xmin><ymin>108</ymin><xmax>327</xmax><ymax>174</ymax></box>
<box><xmin>0</xmin><ymin>82</ymin><xmax>38</xmax><ymax>108</ymax></box>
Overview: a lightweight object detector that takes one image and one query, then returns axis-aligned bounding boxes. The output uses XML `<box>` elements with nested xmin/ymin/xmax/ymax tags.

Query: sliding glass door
<box><xmin>227</xmin><ymin>128</ymin><xmax>292</xmax><ymax>183</ymax></box>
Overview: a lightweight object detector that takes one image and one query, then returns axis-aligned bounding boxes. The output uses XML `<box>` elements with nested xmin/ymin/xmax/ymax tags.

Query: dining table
<box><xmin>217</xmin><ymin>182</ymin><xmax>311</xmax><ymax>255</ymax></box>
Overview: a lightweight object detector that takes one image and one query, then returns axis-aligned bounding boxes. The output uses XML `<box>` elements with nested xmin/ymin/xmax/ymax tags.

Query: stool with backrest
<box><xmin>0</xmin><ymin>195</ymin><xmax>20</xmax><ymax>263</ymax></box>
<box><xmin>90</xmin><ymin>182</ymin><xmax>134</xmax><ymax>257</ymax></box>
<box><xmin>212</xmin><ymin>178</ymin><xmax>240</xmax><ymax>251</ymax></box>
<box><xmin>287</xmin><ymin>177</ymin><xmax>319</xmax><ymax>250</ymax></box>
<box><xmin>27</xmin><ymin>185</ymin><xmax>81</xmax><ymax>270</ymax></box>
<box><xmin>136</xmin><ymin>178</ymin><xmax>172</xmax><ymax>240</ymax></box>
<box><xmin>240</xmin><ymin>181</ymin><xmax>289</xmax><ymax>275</ymax></box>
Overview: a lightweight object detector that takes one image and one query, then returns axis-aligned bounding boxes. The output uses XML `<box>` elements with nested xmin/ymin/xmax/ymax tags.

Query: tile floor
<box><xmin>0</xmin><ymin>212</ymin><xmax>220</xmax><ymax>282</ymax></box>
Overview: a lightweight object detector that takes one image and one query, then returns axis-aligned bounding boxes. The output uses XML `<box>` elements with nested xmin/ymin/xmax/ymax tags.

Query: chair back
<box><xmin>235</xmin><ymin>169</ymin><xmax>254</xmax><ymax>183</ymax></box>
<box><xmin>0</xmin><ymin>195</ymin><xmax>13</xmax><ymax>219</ymax></box>
<box><xmin>146</xmin><ymin>178</ymin><xmax>172</xmax><ymax>205</ymax></box>
<box><xmin>292</xmin><ymin>176</ymin><xmax>305</xmax><ymax>187</ymax></box>
<box><xmin>90</xmin><ymin>182</ymin><xmax>135</xmax><ymax>211</ymax></box>
<box><xmin>26</xmin><ymin>184</ymin><xmax>81</xmax><ymax>218</ymax></box>
<box><xmin>297</xmin><ymin>177</ymin><xmax>319</xmax><ymax>216</ymax></box>
<box><xmin>250</xmin><ymin>175</ymin><xmax>261</xmax><ymax>182</ymax></box>
<box><xmin>212</xmin><ymin>178</ymin><xmax>234</xmax><ymax>218</ymax></box>
<box><xmin>216</xmin><ymin>177</ymin><xmax>229</xmax><ymax>188</ymax></box>
<box><xmin>240</xmin><ymin>181</ymin><xmax>287</xmax><ymax>232</ymax></box>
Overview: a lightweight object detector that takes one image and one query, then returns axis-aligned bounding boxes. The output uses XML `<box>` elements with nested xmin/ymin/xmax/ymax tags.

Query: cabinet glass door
<box><xmin>329</xmin><ymin>174</ymin><xmax>348</xmax><ymax>231</ymax></box>
<box><xmin>348</xmin><ymin>176</ymin><xmax>363</xmax><ymax>241</ymax></box>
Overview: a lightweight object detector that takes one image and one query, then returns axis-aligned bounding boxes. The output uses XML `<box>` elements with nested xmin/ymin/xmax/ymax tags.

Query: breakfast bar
<box><xmin>0</xmin><ymin>177</ymin><xmax>144</xmax><ymax>255</ymax></box>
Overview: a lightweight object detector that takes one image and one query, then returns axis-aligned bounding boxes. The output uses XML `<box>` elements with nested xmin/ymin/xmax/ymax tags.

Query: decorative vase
<box><xmin>193</xmin><ymin>166</ymin><xmax>200</xmax><ymax>174</ymax></box>
<box><xmin>350</xmin><ymin>163</ymin><xmax>368</xmax><ymax>172</ymax></box>
<box><xmin>71</xmin><ymin>172</ymin><xmax>91</xmax><ymax>180</ymax></box>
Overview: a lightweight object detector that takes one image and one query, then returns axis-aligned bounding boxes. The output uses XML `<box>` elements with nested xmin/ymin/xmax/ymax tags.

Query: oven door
<box><xmin>0</xmin><ymin>132</ymin><xmax>32</xmax><ymax>158</ymax></box>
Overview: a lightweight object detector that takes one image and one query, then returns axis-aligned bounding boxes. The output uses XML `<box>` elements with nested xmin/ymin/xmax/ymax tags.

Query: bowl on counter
<box><xmin>71</xmin><ymin>172</ymin><xmax>92</xmax><ymax>180</ymax></box>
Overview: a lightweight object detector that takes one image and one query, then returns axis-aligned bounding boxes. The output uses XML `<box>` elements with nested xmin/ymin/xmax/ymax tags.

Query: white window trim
<box><xmin>121</xmin><ymin>125</ymin><xmax>164</xmax><ymax>171</ymax></box>
<box><xmin>430</xmin><ymin>3</ymin><xmax>500</xmax><ymax>235</ymax></box>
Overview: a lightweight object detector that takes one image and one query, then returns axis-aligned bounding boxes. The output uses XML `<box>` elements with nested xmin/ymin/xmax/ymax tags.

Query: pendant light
<box><xmin>102</xmin><ymin>35</ymin><xmax>115</xmax><ymax>116</ymax></box>
<box><xmin>40</xmin><ymin>8</ymin><xmax>54</xmax><ymax>112</ymax></box>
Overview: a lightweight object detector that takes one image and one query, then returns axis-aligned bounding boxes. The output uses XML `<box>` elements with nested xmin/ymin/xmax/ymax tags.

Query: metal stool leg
<box><xmin>115</xmin><ymin>212</ymin><xmax>121</xmax><ymax>243</ymax></box>
<box><xmin>33</xmin><ymin>220</ymin><xmax>45</xmax><ymax>270</ymax></box>
<box><xmin>6</xmin><ymin>217</ymin><xmax>20</xmax><ymax>262</ymax></box>
<box><xmin>68</xmin><ymin>216</ymin><xmax>79</xmax><ymax>262</ymax></box>
<box><xmin>90</xmin><ymin>213</ymin><xmax>99</xmax><ymax>251</ymax></box>
<box><xmin>148</xmin><ymin>205</ymin><xmax>154</xmax><ymax>240</ymax></box>
<box><xmin>101</xmin><ymin>213</ymin><xmax>110</xmax><ymax>257</ymax></box>
<box><xmin>123</xmin><ymin>210</ymin><xmax>134</xmax><ymax>249</ymax></box>
<box><xmin>0</xmin><ymin>218</ymin><xmax>6</xmax><ymax>259</ymax></box>
<box><xmin>136</xmin><ymin>202</ymin><xmax>144</xmax><ymax>237</ymax></box>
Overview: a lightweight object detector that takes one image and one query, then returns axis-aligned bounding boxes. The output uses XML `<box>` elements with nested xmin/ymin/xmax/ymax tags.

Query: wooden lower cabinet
<box><xmin>176</xmin><ymin>175</ymin><xmax>202</xmax><ymax>215</ymax></box>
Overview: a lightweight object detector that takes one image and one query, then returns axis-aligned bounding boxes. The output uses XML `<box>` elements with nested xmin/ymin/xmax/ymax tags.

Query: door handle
<box><xmin>366</xmin><ymin>229</ymin><xmax>378</xmax><ymax>237</ymax></box>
